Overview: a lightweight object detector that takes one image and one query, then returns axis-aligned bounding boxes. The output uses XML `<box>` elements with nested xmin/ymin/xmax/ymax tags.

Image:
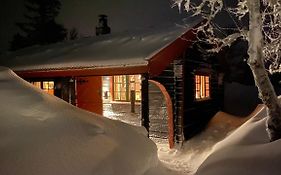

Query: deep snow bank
<box><xmin>0</xmin><ymin>67</ymin><xmax>157</xmax><ymax>175</ymax></box>
<box><xmin>196</xmin><ymin>104</ymin><xmax>281</xmax><ymax>175</ymax></box>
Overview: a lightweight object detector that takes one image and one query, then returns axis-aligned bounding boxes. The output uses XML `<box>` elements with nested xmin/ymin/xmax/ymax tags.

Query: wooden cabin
<box><xmin>0</xmin><ymin>17</ymin><xmax>225</xmax><ymax>148</ymax></box>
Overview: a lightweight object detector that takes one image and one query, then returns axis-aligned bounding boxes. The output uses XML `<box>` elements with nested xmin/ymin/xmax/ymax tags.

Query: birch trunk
<box><xmin>247</xmin><ymin>0</ymin><xmax>281</xmax><ymax>141</ymax></box>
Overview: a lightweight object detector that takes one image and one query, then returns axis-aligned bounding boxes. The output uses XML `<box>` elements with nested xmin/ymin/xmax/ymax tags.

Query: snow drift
<box><xmin>196</xmin><ymin>103</ymin><xmax>281</xmax><ymax>175</ymax></box>
<box><xmin>0</xmin><ymin>67</ymin><xmax>158</xmax><ymax>175</ymax></box>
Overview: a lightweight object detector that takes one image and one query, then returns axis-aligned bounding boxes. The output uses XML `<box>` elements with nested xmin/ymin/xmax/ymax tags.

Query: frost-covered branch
<box><xmin>174</xmin><ymin>0</ymin><xmax>281</xmax><ymax>141</ymax></box>
<box><xmin>174</xmin><ymin>0</ymin><xmax>248</xmax><ymax>55</ymax></box>
<box><xmin>175</xmin><ymin>0</ymin><xmax>281</xmax><ymax>73</ymax></box>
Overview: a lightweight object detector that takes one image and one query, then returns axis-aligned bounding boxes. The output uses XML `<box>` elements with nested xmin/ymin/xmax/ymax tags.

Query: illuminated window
<box><xmin>31</xmin><ymin>81</ymin><xmax>54</xmax><ymax>95</ymax></box>
<box><xmin>129</xmin><ymin>75</ymin><xmax>141</xmax><ymax>101</ymax></box>
<box><xmin>42</xmin><ymin>81</ymin><xmax>54</xmax><ymax>95</ymax></box>
<box><xmin>31</xmin><ymin>81</ymin><xmax>41</xmax><ymax>89</ymax></box>
<box><xmin>113</xmin><ymin>75</ymin><xmax>127</xmax><ymax>101</ymax></box>
<box><xmin>113</xmin><ymin>75</ymin><xmax>141</xmax><ymax>101</ymax></box>
<box><xmin>195</xmin><ymin>75</ymin><xmax>210</xmax><ymax>100</ymax></box>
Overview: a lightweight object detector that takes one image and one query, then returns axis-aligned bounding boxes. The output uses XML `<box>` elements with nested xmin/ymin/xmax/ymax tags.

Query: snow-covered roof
<box><xmin>0</xmin><ymin>17</ymin><xmax>201</xmax><ymax>77</ymax></box>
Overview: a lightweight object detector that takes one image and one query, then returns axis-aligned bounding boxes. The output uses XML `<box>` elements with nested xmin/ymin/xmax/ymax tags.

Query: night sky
<box><xmin>0</xmin><ymin>0</ymin><xmax>187</xmax><ymax>53</ymax></box>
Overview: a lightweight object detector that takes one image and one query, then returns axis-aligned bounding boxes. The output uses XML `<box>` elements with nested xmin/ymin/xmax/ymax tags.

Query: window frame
<box><xmin>30</xmin><ymin>80</ymin><xmax>55</xmax><ymax>95</ymax></box>
<box><xmin>194</xmin><ymin>74</ymin><xmax>211</xmax><ymax>101</ymax></box>
<box><xmin>112</xmin><ymin>75</ymin><xmax>141</xmax><ymax>102</ymax></box>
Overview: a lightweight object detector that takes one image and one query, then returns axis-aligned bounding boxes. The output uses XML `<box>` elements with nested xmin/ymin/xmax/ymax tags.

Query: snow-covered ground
<box><xmin>196</xmin><ymin>104</ymin><xmax>281</xmax><ymax>175</ymax></box>
<box><xmin>101</xmin><ymin>99</ymin><xmax>257</xmax><ymax>174</ymax></box>
<box><xmin>103</xmin><ymin>91</ymin><xmax>281</xmax><ymax>175</ymax></box>
<box><xmin>1</xmin><ymin>67</ymin><xmax>279</xmax><ymax>175</ymax></box>
<box><xmin>0</xmin><ymin>66</ymin><xmax>198</xmax><ymax>175</ymax></box>
<box><xmin>0</xmin><ymin>67</ymin><xmax>158</xmax><ymax>175</ymax></box>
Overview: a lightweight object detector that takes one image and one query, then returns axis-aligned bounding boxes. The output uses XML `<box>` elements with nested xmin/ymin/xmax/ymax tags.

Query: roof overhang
<box><xmin>1</xmin><ymin>19</ymin><xmax>201</xmax><ymax>78</ymax></box>
<box><xmin>16</xmin><ymin>65</ymin><xmax>148</xmax><ymax>78</ymax></box>
<box><xmin>15</xmin><ymin>27</ymin><xmax>197</xmax><ymax>78</ymax></box>
<box><xmin>148</xmin><ymin>27</ymin><xmax>196</xmax><ymax>77</ymax></box>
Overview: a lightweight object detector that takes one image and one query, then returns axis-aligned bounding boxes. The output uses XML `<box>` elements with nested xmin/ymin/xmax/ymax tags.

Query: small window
<box><xmin>31</xmin><ymin>81</ymin><xmax>41</xmax><ymax>89</ymax></box>
<box><xmin>31</xmin><ymin>81</ymin><xmax>54</xmax><ymax>95</ymax></box>
<box><xmin>195</xmin><ymin>75</ymin><xmax>210</xmax><ymax>100</ymax></box>
<box><xmin>42</xmin><ymin>81</ymin><xmax>54</xmax><ymax>95</ymax></box>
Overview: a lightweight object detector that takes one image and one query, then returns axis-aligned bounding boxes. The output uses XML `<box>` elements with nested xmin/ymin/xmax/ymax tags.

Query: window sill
<box><xmin>195</xmin><ymin>98</ymin><xmax>211</xmax><ymax>102</ymax></box>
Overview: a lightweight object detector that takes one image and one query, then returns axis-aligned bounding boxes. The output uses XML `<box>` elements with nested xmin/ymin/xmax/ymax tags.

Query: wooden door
<box><xmin>76</xmin><ymin>76</ymin><xmax>103</xmax><ymax>115</ymax></box>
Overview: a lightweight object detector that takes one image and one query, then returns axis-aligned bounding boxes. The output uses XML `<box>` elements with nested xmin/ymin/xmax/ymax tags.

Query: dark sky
<box><xmin>0</xmin><ymin>0</ymin><xmax>25</xmax><ymax>52</ymax></box>
<box><xmin>0</xmin><ymin>0</ymin><xmax>187</xmax><ymax>53</ymax></box>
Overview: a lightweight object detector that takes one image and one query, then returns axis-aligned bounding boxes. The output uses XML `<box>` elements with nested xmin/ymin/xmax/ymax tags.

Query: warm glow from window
<box><xmin>113</xmin><ymin>75</ymin><xmax>141</xmax><ymax>101</ymax></box>
<box><xmin>113</xmin><ymin>75</ymin><xmax>127</xmax><ymax>101</ymax></box>
<box><xmin>31</xmin><ymin>81</ymin><xmax>54</xmax><ymax>95</ymax></box>
<box><xmin>195</xmin><ymin>75</ymin><xmax>210</xmax><ymax>100</ymax></box>
<box><xmin>130</xmin><ymin>75</ymin><xmax>141</xmax><ymax>101</ymax></box>
<box><xmin>42</xmin><ymin>81</ymin><xmax>54</xmax><ymax>95</ymax></box>
<box><xmin>31</xmin><ymin>81</ymin><xmax>41</xmax><ymax>89</ymax></box>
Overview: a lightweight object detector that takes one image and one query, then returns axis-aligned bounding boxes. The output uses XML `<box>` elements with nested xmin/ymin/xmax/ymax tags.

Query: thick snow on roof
<box><xmin>0</xmin><ymin>18</ymin><xmax>200</xmax><ymax>72</ymax></box>
<box><xmin>0</xmin><ymin>67</ymin><xmax>159</xmax><ymax>175</ymax></box>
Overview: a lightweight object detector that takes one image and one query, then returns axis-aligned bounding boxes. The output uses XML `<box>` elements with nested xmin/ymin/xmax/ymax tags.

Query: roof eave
<box><xmin>16</xmin><ymin>65</ymin><xmax>149</xmax><ymax>78</ymax></box>
<box><xmin>148</xmin><ymin>27</ymin><xmax>197</xmax><ymax>77</ymax></box>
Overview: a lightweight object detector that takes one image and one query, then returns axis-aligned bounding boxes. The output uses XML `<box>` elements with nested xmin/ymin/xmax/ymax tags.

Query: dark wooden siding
<box><xmin>183</xmin><ymin>59</ymin><xmax>223</xmax><ymax>140</ymax></box>
<box><xmin>145</xmin><ymin>43</ymin><xmax>224</xmax><ymax>143</ymax></box>
<box><xmin>151</xmin><ymin>58</ymin><xmax>185</xmax><ymax>143</ymax></box>
<box><xmin>151</xmin><ymin>55</ymin><xmax>223</xmax><ymax>142</ymax></box>
<box><xmin>173</xmin><ymin>59</ymin><xmax>185</xmax><ymax>144</ymax></box>
<box><xmin>148</xmin><ymin>82</ymin><xmax>169</xmax><ymax>139</ymax></box>
<box><xmin>150</xmin><ymin>68</ymin><xmax>173</xmax><ymax>140</ymax></box>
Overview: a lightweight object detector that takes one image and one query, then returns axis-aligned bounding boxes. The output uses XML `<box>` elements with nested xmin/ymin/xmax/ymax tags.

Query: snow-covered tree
<box><xmin>174</xmin><ymin>0</ymin><xmax>281</xmax><ymax>141</ymax></box>
<box><xmin>10</xmin><ymin>0</ymin><xmax>67</xmax><ymax>51</ymax></box>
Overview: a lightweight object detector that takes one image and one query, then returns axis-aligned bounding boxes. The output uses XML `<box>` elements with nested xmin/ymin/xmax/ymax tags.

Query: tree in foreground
<box><xmin>10</xmin><ymin>0</ymin><xmax>67</xmax><ymax>51</ymax></box>
<box><xmin>174</xmin><ymin>0</ymin><xmax>281</xmax><ymax>141</ymax></box>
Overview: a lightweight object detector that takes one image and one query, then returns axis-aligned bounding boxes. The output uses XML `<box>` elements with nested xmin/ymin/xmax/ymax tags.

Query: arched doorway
<box><xmin>148</xmin><ymin>80</ymin><xmax>174</xmax><ymax>148</ymax></box>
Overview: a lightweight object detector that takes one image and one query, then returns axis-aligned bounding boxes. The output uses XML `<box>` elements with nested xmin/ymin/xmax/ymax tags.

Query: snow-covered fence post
<box><xmin>174</xmin><ymin>0</ymin><xmax>281</xmax><ymax>141</ymax></box>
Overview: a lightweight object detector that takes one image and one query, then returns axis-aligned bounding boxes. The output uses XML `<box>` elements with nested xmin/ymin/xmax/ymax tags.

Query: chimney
<box><xmin>95</xmin><ymin>14</ymin><xmax>111</xmax><ymax>36</ymax></box>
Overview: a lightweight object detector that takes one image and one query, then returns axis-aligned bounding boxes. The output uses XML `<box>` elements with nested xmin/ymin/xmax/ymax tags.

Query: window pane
<box><xmin>113</xmin><ymin>75</ymin><xmax>142</xmax><ymax>101</ymax></box>
<box><xmin>113</xmin><ymin>75</ymin><xmax>127</xmax><ymax>101</ymax></box>
<box><xmin>114</xmin><ymin>91</ymin><xmax>120</xmax><ymax>100</ymax></box>
<box><xmin>43</xmin><ymin>82</ymin><xmax>49</xmax><ymax>89</ymax></box>
<box><xmin>135</xmin><ymin>92</ymin><xmax>141</xmax><ymax>101</ymax></box>
<box><xmin>45</xmin><ymin>81</ymin><xmax>54</xmax><ymax>95</ymax></box>
<box><xmin>31</xmin><ymin>81</ymin><xmax>41</xmax><ymax>89</ymax></box>
<box><xmin>195</xmin><ymin>75</ymin><xmax>210</xmax><ymax>100</ymax></box>
<box><xmin>121</xmin><ymin>92</ymin><xmax>126</xmax><ymax>101</ymax></box>
<box><xmin>135</xmin><ymin>75</ymin><xmax>141</xmax><ymax>101</ymax></box>
<box><xmin>48</xmin><ymin>81</ymin><xmax>54</xmax><ymax>89</ymax></box>
<box><xmin>206</xmin><ymin>89</ymin><xmax>210</xmax><ymax>97</ymax></box>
